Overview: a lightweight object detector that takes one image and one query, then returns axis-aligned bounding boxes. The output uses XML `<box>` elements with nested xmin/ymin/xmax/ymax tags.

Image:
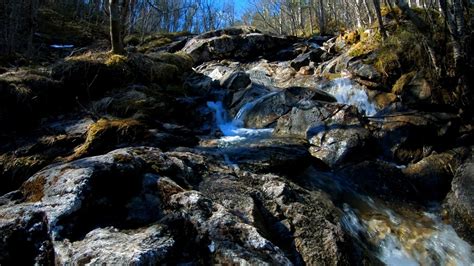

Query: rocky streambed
<box><xmin>0</xmin><ymin>27</ymin><xmax>473</xmax><ymax>265</ymax></box>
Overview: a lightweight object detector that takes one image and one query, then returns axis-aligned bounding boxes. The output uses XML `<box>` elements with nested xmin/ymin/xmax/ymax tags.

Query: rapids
<box><xmin>207</xmin><ymin>81</ymin><xmax>473</xmax><ymax>265</ymax></box>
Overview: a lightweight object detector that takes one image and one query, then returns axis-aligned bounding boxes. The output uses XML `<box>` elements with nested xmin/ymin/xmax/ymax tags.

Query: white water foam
<box><xmin>207</xmin><ymin>92</ymin><xmax>277</xmax><ymax>146</ymax></box>
<box><xmin>326</xmin><ymin>78</ymin><xmax>377</xmax><ymax>116</ymax></box>
<box><xmin>342</xmin><ymin>201</ymin><xmax>474</xmax><ymax>266</ymax></box>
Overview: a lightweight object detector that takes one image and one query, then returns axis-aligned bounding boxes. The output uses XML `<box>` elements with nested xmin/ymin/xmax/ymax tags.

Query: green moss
<box><xmin>127</xmin><ymin>53</ymin><xmax>180</xmax><ymax>83</ymax></box>
<box><xmin>348</xmin><ymin>30</ymin><xmax>382</xmax><ymax>57</ymax></box>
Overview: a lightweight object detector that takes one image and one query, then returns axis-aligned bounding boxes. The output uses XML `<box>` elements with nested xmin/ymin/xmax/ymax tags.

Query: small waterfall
<box><xmin>341</xmin><ymin>199</ymin><xmax>474</xmax><ymax>266</ymax></box>
<box><xmin>207</xmin><ymin>92</ymin><xmax>277</xmax><ymax>146</ymax></box>
<box><xmin>326</xmin><ymin>78</ymin><xmax>377</xmax><ymax>116</ymax></box>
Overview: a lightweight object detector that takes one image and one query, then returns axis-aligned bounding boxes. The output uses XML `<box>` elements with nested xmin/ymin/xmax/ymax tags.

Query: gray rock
<box><xmin>182</xmin><ymin>28</ymin><xmax>293</xmax><ymax>64</ymax></box>
<box><xmin>290</xmin><ymin>52</ymin><xmax>311</xmax><ymax>70</ymax></box>
<box><xmin>349</xmin><ymin>61</ymin><xmax>381</xmax><ymax>82</ymax></box>
<box><xmin>55</xmin><ymin>225</ymin><xmax>175</xmax><ymax>265</ymax></box>
<box><xmin>220</xmin><ymin>71</ymin><xmax>251</xmax><ymax>91</ymax></box>
<box><xmin>0</xmin><ymin>206</ymin><xmax>53</xmax><ymax>265</ymax></box>
<box><xmin>274</xmin><ymin>103</ymin><xmax>371</xmax><ymax>167</ymax></box>
<box><xmin>403</xmin><ymin>148</ymin><xmax>469</xmax><ymax>200</ymax></box>
<box><xmin>231</xmin><ymin>86</ymin><xmax>336</xmax><ymax>128</ymax></box>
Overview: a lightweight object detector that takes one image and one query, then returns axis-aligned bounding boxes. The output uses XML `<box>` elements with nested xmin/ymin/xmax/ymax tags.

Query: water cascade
<box><xmin>207</xmin><ymin>83</ymin><xmax>473</xmax><ymax>265</ymax></box>
<box><xmin>326</xmin><ymin>78</ymin><xmax>378</xmax><ymax>116</ymax></box>
<box><xmin>207</xmin><ymin>92</ymin><xmax>278</xmax><ymax>147</ymax></box>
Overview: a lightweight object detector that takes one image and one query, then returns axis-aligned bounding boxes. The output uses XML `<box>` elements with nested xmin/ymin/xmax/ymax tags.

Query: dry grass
<box><xmin>71</xmin><ymin>118</ymin><xmax>146</xmax><ymax>159</ymax></box>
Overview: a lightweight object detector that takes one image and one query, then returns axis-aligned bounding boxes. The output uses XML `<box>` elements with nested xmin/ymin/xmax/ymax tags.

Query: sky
<box><xmin>234</xmin><ymin>0</ymin><xmax>251</xmax><ymax>18</ymax></box>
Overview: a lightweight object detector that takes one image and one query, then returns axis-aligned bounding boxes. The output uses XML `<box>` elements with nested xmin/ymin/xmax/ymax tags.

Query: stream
<box><xmin>206</xmin><ymin>80</ymin><xmax>474</xmax><ymax>265</ymax></box>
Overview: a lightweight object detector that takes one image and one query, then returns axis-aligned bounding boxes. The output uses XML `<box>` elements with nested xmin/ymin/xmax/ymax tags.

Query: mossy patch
<box><xmin>348</xmin><ymin>30</ymin><xmax>382</xmax><ymax>57</ymax></box>
<box><xmin>21</xmin><ymin>175</ymin><xmax>46</xmax><ymax>202</ymax></box>
<box><xmin>136</xmin><ymin>32</ymin><xmax>190</xmax><ymax>53</ymax></box>
<box><xmin>0</xmin><ymin>154</ymin><xmax>46</xmax><ymax>194</ymax></box>
<box><xmin>0</xmin><ymin>70</ymin><xmax>62</xmax><ymax>131</ymax></box>
<box><xmin>392</xmin><ymin>71</ymin><xmax>417</xmax><ymax>95</ymax></box>
<box><xmin>148</xmin><ymin>51</ymin><xmax>194</xmax><ymax>72</ymax></box>
<box><xmin>52</xmin><ymin>51</ymin><xmax>189</xmax><ymax>101</ymax></box>
<box><xmin>322</xmin><ymin>73</ymin><xmax>343</xmax><ymax>80</ymax></box>
<box><xmin>71</xmin><ymin>118</ymin><xmax>147</xmax><ymax>159</ymax></box>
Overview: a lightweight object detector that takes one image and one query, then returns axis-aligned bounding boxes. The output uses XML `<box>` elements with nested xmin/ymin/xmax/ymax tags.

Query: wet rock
<box><xmin>308</xmin><ymin>115</ymin><xmax>372</xmax><ymax>167</ymax></box>
<box><xmin>349</xmin><ymin>61</ymin><xmax>381</xmax><ymax>82</ymax></box>
<box><xmin>290</xmin><ymin>52</ymin><xmax>311</xmax><ymax>70</ymax></box>
<box><xmin>336</xmin><ymin>160</ymin><xmax>417</xmax><ymax>201</ymax></box>
<box><xmin>195</xmin><ymin>171</ymin><xmax>350</xmax><ymax>265</ymax></box>
<box><xmin>220</xmin><ymin>71</ymin><xmax>251</xmax><ymax>91</ymax></box>
<box><xmin>222</xmin><ymin>138</ymin><xmax>312</xmax><ymax>174</ymax></box>
<box><xmin>55</xmin><ymin>225</ymin><xmax>175</xmax><ymax>265</ymax></box>
<box><xmin>253</xmin><ymin>173</ymin><xmax>351</xmax><ymax>265</ymax></box>
<box><xmin>273</xmin><ymin>102</ymin><xmax>372</xmax><ymax>167</ymax></box>
<box><xmin>403</xmin><ymin>148</ymin><xmax>469</xmax><ymax>200</ymax></box>
<box><xmin>371</xmin><ymin>112</ymin><xmax>460</xmax><ymax>164</ymax></box>
<box><xmin>446</xmin><ymin>153</ymin><xmax>474</xmax><ymax>244</ymax></box>
<box><xmin>15</xmin><ymin>147</ymin><xmax>210</xmax><ymax>234</ymax></box>
<box><xmin>239</xmin><ymin>86</ymin><xmax>336</xmax><ymax>128</ymax></box>
<box><xmin>274</xmin><ymin>102</ymin><xmax>362</xmax><ymax>137</ymax></box>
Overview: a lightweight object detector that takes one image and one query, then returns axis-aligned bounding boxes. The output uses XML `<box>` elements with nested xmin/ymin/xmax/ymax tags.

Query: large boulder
<box><xmin>55</xmin><ymin>225</ymin><xmax>175</xmax><ymax>264</ymax></box>
<box><xmin>307</xmin><ymin>105</ymin><xmax>373</xmax><ymax>167</ymax></box>
<box><xmin>0</xmin><ymin>206</ymin><xmax>53</xmax><ymax>265</ymax></box>
<box><xmin>371</xmin><ymin>112</ymin><xmax>460</xmax><ymax>164</ymax></box>
<box><xmin>182</xmin><ymin>27</ymin><xmax>294</xmax><ymax>64</ymax></box>
<box><xmin>445</xmin><ymin>153</ymin><xmax>474</xmax><ymax>244</ymax></box>
<box><xmin>229</xmin><ymin>86</ymin><xmax>336</xmax><ymax>128</ymax></box>
<box><xmin>198</xmin><ymin>172</ymin><xmax>351</xmax><ymax>265</ymax></box>
<box><xmin>274</xmin><ymin>102</ymin><xmax>372</xmax><ymax>167</ymax></box>
<box><xmin>0</xmin><ymin>147</ymin><xmax>354</xmax><ymax>264</ymax></box>
<box><xmin>402</xmin><ymin>148</ymin><xmax>469</xmax><ymax>200</ymax></box>
<box><xmin>220</xmin><ymin>70</ymin><xmax>251</xmax><ymax>91</ymax></box>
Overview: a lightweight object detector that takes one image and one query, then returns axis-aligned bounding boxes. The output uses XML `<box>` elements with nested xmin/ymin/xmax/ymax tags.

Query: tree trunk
<box><xmin>373</xmin><ymin>0</ymin><xmax>387</xmax><ymax>39</ymax></box>
<box><xmin>318</xmin><ymin>0</ymin><xmax>325</xmax><ymax>35</ymax></box>
<box><xmin>363</xmin><ymin>0</ymin><xmax>373</xmax><ymax>24</ymax></box>
<box><xmin>109</xmin><ymin>0</ymin><xmax>125</xmax><ymax>54</ymax></box>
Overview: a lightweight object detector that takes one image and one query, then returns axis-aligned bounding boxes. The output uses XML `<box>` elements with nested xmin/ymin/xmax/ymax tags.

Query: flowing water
<box><xmin>206</xmin><ymin>92</ymin><xmax>278</xmax><ymax>147</ymax></box>
<box><xmin>206</xmin><ymin>81</ymin><xmax>473</xmax><ymax>265</ymax></box>
<box><xmin>326</xmin><ymin>77</ymin><xmax>378</xmax><ymax>116</ymax></box>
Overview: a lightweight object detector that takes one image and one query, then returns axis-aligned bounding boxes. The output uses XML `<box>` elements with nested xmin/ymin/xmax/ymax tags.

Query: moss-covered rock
<box><xmin>70</xmin><ymin>118</ymin><xmax>148</xmax><ymax>160</ymax></box>
<box><xmin>52</xmin><ymin>51</ymin><xmax>191</xmax><ymax>100</ymax></box>
<box><xmin>147</xmin><ymin>51</ymin><xmax>194</xmax><ymax>73</ymax></box>
<box><xmin>0</xmin><ymin>70</ymin><xmax>62</xmax><ymax>131</ymax></box>
<box><xmin>0</xmin><ymin>154</ymin><xmax>46</xmax><ymax>195</ymax></box>
<box><xmin>0</xmin><ymin>134</ymin><xmax>80</xmax><ymax>195</ymax></box>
